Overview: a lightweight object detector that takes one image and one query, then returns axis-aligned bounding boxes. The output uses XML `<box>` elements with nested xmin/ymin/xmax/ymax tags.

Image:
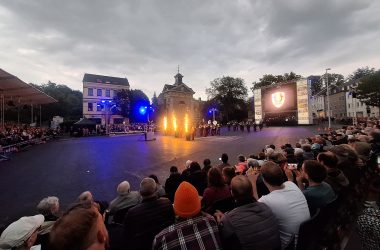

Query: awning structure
<box><xmin>0</xmin><ymin>68</ymin><xmax>57</xmax><ymax>105</ymax></box>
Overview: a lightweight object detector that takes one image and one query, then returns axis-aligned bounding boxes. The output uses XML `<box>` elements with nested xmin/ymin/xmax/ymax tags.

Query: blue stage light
<box><xmin>139</xmin><ymin>106</ymin><xmax>147</xmax><ymax>115</ymax></box>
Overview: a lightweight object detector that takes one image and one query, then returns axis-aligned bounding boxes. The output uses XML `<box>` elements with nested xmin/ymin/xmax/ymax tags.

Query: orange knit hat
<box><xmin>174</xmin><ymin>182</ymin><xmax>201</xmax><ymax>218</ymax></box>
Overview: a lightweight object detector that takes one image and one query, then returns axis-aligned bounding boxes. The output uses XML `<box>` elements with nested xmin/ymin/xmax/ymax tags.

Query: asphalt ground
<box><xmin>0</xmin><ymin>126</ymin><xmax>319</xmax><ymax>226</ymax></box>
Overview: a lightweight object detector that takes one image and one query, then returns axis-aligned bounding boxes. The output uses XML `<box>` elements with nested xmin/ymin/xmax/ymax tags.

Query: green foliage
<box><xmin>33</xmin><ymin>81</ymin><xmax>83</xmax><ymax>122</ymax></box>
<box><xmin>347</xmin><ymin>66</ymin><xmax>376</xmax><ymax>82</ymax></box>
<box><xmin>113</xmin><ymin>89</ymin><xmax>150</xmax><ymax>121</ymax></box>
<box><xmin>206</xmin><ymin>76</ymin><xmax>248</xmax><ymax>121</ymax></box>
<box><xmin>356</xmin><ymin>70</ymin><xmax>380</xmax><ymax>108</ymax></box>
<box><xmin>252</xmin><ymin>71</ymin><xmax>301</xmax><ymax>91</ymax></box>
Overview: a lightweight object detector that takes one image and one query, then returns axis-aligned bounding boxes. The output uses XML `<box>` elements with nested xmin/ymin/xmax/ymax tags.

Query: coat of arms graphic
<box><xmin>271</xmin><ymin>92</ymin><xmax>285</xmax><ymax>108</ymax></box>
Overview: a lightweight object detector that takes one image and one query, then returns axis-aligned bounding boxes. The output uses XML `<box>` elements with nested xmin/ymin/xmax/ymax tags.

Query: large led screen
<box><xmin>262</xmin><ymin>83</ymin><xmax>297</xmax><ymax>112</ymax></box>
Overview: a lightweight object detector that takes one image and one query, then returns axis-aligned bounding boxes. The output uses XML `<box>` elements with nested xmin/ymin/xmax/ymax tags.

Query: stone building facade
<box><xmin>157</xmin><ymin>72</ymin><xmax>202</xmax><ymax>130</ymax></box>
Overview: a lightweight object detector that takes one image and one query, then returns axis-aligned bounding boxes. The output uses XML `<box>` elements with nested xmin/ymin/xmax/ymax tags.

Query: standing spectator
<box><xmin>202</xmin><ymin>168</ymin><xmax>231</xmax><ymax>212</ymax></box>
<box><xmin>249</xmin><ymin>161</ymin><xmax>310</xmax><ymax>248</ymax></box>
<box><xmin>215</xmin><ymin>176</ymin><xmax>281</xmax><ymax>250</ymax></box>
<box><xmin>153</xmin><ymin>182</ymin><xmax>222</xmax><ymax>250</ymax></box>
<box><xmin>297</xmin><ymin>160</ymin><xmax>337</xmax><ymax>215</ymax></box>
<box><xmin>0</xmin><ymin>215</ymin><xmax>44</xmax><ymax>250</ymax></box>
<box><xmin>164</xmin><ymin>166</ymin><xmax>183</xmax><ymax>202</ymax></box>
<box><xmin>49</xmin><ymin>202</ymin><xmax>109</xmax><ymax>250</ymax></box>
<box><xmin>108</xmin><ymin>181</ymin><xmax>141</xmax><ymax>214</ymax></box>
<box><xmin>124</xmin><ymin>178</ymin><xmax>174</xmax><ymax>250</ymax></box>
<box><xmin>217</xmin><ymin>153</ymin><xmax>231</xmax><ymax>172</ymax></box>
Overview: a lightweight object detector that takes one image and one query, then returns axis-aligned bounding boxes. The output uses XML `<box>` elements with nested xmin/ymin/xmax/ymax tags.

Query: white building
<box><xmin>310</xmin><ymin>95</ymin><xmax>326</xmax><ymax>118</ymax></box>
<box><xmin>346</xmin><ymin>92</ymin><xmax>379</xmax><ymax>118</ymax></box>
<box><xmin>82</xmin><ymin>73</ymin><xmax>130</xmax><ymax>125</ymax></box>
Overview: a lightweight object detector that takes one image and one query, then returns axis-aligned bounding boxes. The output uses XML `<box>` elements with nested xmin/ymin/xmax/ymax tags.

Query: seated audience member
<box><xmin>202</xmin><ymin>167</ymin><xmax>231</xmax><ymax>212</ymax></box>
<box><xmin>153</xmin><ymin>182</ymin><xmax>222</xmax><ymax>250</ymax></box>
<box><xmin>294</xmin><ymin>147</ymin><xmax>304</xmax><ymax>166</ymax></box>
<box><xmin>0</xmin><ymin>215</ymin><xmax>44</xmax><ymax>250</ymax></box>
<box><xmin>37</xmin><ymin>196</ymin><xmax>60</xmax><ymax>221</ymax></box>
<box><xmin>222</xmin><ymin>166</ymin><xmax>236</xmax><ymax>187</ymax></box>
<box><xmin>164</xmin><ymin>166</ymin><xmax>183</xmax><ymax>202</ymax></box>
<box><xmin>217</xmin><ymin>153</ymin><xmax>231</xmax><ymax>171</ymax></box>
<box><xmin>317</xmin><ymin>152</ymin><xmax>349</xmax><ymax>194</ymax></box>
<box><xmin>78</xmin><ymin>191</ymin><xmax>108</xmax><ymax>215</ymax></box>
<box><xmin>249</xmin><ymin>161</ymin><xmax>310</xmax><ymax>248</ymax></box>
<box><xmin>124</xmin><ymin>177</ymin><xmax>174</xmax><ymax>250</ymax></box>
<box><xmin>298</xmin><ymin>160</ymin><xmax>337</xmax><ymax>215</ymax></box>
<box><xmin>35</xmin><ymin>196</ymin><xmax>60</xmax><ymax>248</ymax></box>
<box><xmin>235</xmin><ymin>155</ymin><xmax>247</xmax><ymax>174</ymax></box>
<box><xmin>185</xmin><ymin>161</ymin><xmax>208</xmax><ymax>196</ymax></box>
<box><xmin>49</xmin><ymin>202</ymin><xmax>109</xmax><ymax>250</ymax></box>
<box><xmin>302</xmin><ymin>144</ymin><xmax>315</xmax><ymax>160</ymax></box>
<box><xmin>353</xmin><ymin>141</ymin><xmax>372</xmax><ymax>163</ymax></box>
<box><xmin>180</xmin><ymin>160</ymin><xmax>193</xmax><ymax>179</ymax></box>
<box><xmin>246</xmin><ymin>159</ymin><xmax>270</xmax><ymax>198</ymax></box>
<box><xmin>215</xmin><ymin>176</ymin><xmax>281</xmax><ymax>250</ymax></box>
<box><xmin>202</xmin><ymin>158</ymin><xmax>212</xmax><ymax>174</ymax></box>
<box><xmin>149</xmin><ymin>174</ymin><xmax>166</xmax><ymax>197</ymax></box>
<box><xmin>108</xmin><ymin>181</ymin><xmax>141</xmax><ymax>214</ymax></box>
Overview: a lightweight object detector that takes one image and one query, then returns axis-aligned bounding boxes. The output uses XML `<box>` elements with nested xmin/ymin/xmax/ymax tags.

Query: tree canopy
<box><xmin>356</xmin><ymin>70</ymin><xmax>380</xmax><ymax>109</ymax></box>
<box><xmin>251</xmin><ymin>71</ymin><xmax>302</xmax><ymax>91</ymax></box>
<box><xmin>206</xmin><ymin>76</ymin><xmax>248</xmax><ymax>122</ymax></box>
<box><xmin>347</xmin><ymin>66</ymin><xmax>376</xmax><ymax>82</ymax></box>
<box><xmin>113</xmin><ymin>89</ymin><xmax>150</xmax><ymax>122</ymax></box>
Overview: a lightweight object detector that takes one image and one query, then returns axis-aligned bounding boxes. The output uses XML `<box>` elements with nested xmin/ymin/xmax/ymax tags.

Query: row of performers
<box><xmin>227</xmin><ymin>121</ymin><xmax>264</xmax><ymax>132</ymax></box>
<box><xmin>197</xmin><ymin>123</ymin><xmax>221</xmax><ymax>137</ymax></box>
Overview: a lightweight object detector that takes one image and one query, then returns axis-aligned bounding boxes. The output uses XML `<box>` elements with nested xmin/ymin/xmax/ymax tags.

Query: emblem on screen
<box><xmin>272</xmin><ymin>92</ymin><xmax>285</xmax><ymax>108</ymax></box>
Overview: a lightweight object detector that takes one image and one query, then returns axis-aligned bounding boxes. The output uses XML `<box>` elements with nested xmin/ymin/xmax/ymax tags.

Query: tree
<box><xmin>347</xmin><ymin>66</ymin><xmax>376</xmax><ymax>82</ymax></box>
<box><xmin>206</xmin><ymin>76</ymin><xmax>248</xmax><ymax>122</ymax></box>
<box><xmin>151</xmin><ymin>92</ymin><xmax>159</xmax><ymax>122</ymax></box>
<box><xmin>113</xmin><ymin>89</ymin><xmax>150</xmax><ymax>122</ymax></box>
<box><xmin>251</xmin><ymin>71</ymin><xmax>301</xmax><ymax>91</ymax></box>
<box><xmin>32</xmin><ymin>81</ymin><xmax>83</xmax><ymax>122</ymax></box>
<box><xmin>356</xmin><ymin>70</ymin><xmax>380</xmax><ymax>110</ymax></box>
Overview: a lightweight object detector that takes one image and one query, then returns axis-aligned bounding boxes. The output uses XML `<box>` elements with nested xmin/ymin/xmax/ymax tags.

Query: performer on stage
<box><xmin>246</xmin><ymin>121</ymin><xmax>251</xmax><ymax>133</ymax></box>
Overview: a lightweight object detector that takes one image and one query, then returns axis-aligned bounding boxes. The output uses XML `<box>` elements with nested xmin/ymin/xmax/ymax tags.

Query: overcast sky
<box><xmin>1</xmin><ymin>0</ymin><xmax>379</xmax><ymax>100</ymax></box>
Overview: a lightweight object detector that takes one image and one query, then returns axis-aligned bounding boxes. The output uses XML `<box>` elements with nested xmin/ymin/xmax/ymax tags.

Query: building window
<box><xmin>97</xmin><ymin>104</ymin><xmax>102</xmax><ymax>111</ymax></box>
<box><xmin>348</xmin><ymin>104</ymin><xmax>350</xmax><ymax>108</ymax></box>
<box><xmin>88</xmin><ymin>88</ymin><xmax>93</xmax><ymax>96</ymax></box>
<box><xmin>97</xmin><ymin>89</ymin><xmax>102</xmax><ymax>96</ymax></box>
<box><xmin>357</xmin><ymin>102</ymin><xmax>359</xmax><ymax>107</ymax></box>
<box><xmin>88</xmin><ymin>103</ymin><xmax>93</xmax><ymax>111</ymax></box>
<box><xmin>106</xmin><ymin>89</ymin><xmax>110</xmax><ymax>97</ymax></box>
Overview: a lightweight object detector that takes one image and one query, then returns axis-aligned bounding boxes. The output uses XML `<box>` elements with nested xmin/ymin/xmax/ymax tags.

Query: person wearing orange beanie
<box><xmin>153</xmin><ymin>182</ymin><xmax>222</xmax><ymax>250</ymax></box>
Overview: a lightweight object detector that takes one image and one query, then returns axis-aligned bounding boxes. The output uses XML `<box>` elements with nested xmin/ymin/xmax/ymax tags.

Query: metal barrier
<box><xmin>1</xmin><ymin>136</ymin><xmax>52</xmax><ymax>155</ymax></box>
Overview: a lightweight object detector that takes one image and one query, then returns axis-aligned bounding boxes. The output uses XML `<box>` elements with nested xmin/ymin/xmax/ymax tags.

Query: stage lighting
<box><xmin>139</xmin><ymin>106</ymin><xmax>147</xmax><ymax>115</ymax></box>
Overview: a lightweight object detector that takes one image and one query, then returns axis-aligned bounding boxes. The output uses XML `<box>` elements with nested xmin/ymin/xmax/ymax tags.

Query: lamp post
<box><xmin>209</xmin><ymin>108</ymin><xmax>217</xmax><ymax>121</ymax></box>
<box><xmin>325</xmin><ymin>68</ymin><xmax>331</xmax><ymax>129</ymax></box>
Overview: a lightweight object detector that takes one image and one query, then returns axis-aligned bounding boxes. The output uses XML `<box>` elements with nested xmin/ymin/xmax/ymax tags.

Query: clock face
<box><xmin>272</xmin><ymin>92</ymin><xmax>285</xmax><ymax>108</ymax></box>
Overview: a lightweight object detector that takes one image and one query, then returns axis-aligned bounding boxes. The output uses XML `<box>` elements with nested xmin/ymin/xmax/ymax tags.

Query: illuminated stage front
<box><xmin>254</xmin><ymin>79</ymin><xmax>313</xmax><ymax>125</ymax></box>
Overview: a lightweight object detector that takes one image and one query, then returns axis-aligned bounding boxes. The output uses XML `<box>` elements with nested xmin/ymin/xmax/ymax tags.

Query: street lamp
<box><xmin>209</xmin><ymin>108</ymin><xmax>217</xmax><ymax>121</ymax></box>
<box><xmin>325</xmin><ymin>68</ymin><xmax>331</xmax><ymax>129</ymax></box>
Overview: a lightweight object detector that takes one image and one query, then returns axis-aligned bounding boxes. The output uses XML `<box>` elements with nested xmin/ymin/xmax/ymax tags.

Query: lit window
<box><xmin>88</xmin><ymin>103</ymin><xmax>93</xmax><ymax>111</ymax></box>
<box><xmin>97</xmin><ymin>89</ymin><xmax>102</xmax><ymax>96</ymax></box>
<box><xmin>97</xmin><ymin>104</ymin><xmax>102</xmax><ymax>111</ymax></box>
<box><xmin>106</xmin><ymin>89</ymin><xmax>110</xmax><ymax>97</ymax></box>
<box><xmin>88</xmin><ymin>88</ymin><xmax>93</xmax><ymax>96</ymax></box>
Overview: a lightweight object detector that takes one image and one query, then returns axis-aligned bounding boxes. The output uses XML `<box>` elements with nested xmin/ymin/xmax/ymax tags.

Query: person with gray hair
<box><xmin>108</xmin><ymin>181</ymin><xmax>141</xmax><ymax>214</ymax></box>
<box><xmin>123</xmin><ymin>177</ymin><xmax>174</xmax><ymax>250</ymax></box>
<box><xmin>37</xmin><ymin>196</ymin><xmax>60</xmax><ymax>221</ymax></box>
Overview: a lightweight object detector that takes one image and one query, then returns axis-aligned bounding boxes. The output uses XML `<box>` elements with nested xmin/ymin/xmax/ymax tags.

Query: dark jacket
<box><xmin>219</xmin><ymin>201</ymin><xmax>281</xmax><ymax>250</ymax></box>
<box><xmin>325</xmin><ymin>168</ymin><xmax>349</xmax><ymax>194</ymax></box>
<box><xmin>185</xmin><ymin>170</ymin><xmax>208</xmax><ymax>196</ymax></box>
<box><xmin>164</xmin><ymin>173</ymin><xmax>183</xmax><ymax>202</ymax></box>
<box><xmin>124</xmin><ymin>196</ymin><xmax>175</xmax><ymax>250</ymax></box>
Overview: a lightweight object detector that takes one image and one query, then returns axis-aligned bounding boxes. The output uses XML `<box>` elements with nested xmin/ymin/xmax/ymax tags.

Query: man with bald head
<box><xmin>123</xmin><ymin>177</ymin><xmax>174</xmax><ymax>250</ymax></box>
<box><xmin>249</xmin><ymin>161</ymin><xmax>310</xmax><ymax>248</ymax></box>
<box><xmin>215</xmin><ymin>175</ymin><xmax>281</xmax><ymax>250</ymax></box>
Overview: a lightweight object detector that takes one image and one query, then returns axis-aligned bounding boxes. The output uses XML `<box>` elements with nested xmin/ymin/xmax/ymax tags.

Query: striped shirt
<box><xmin>153</xmin><ymin>214</ymin><xmax>222</xmax><ymax>250</ymax></box>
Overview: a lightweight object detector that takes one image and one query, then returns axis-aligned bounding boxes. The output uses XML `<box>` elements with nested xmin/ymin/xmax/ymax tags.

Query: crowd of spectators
<box><xmin>1</xmin><ymin>120</ymin><xmax>380</xmax><ymax>250</ymax></box>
